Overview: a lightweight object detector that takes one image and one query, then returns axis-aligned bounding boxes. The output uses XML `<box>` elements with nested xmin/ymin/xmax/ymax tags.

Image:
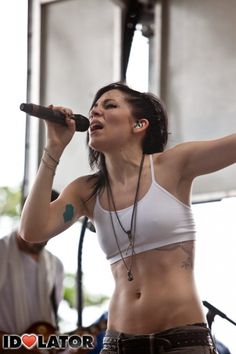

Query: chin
<box><xmin>88</xmin><ymin>138</ymin><xmax>106</xmax><ymax>152</ymax></box>
<box><xmin>89</xmin><ymin>135</ymin><xmax>122</xmax><ymax>153</ymax></box>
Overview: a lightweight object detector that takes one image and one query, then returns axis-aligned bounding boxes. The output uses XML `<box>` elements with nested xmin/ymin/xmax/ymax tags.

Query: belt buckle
<box><xmin>150</xmin><ymin>335</ymin><xmax>172</xmax><ymax>354</ymax></box>
<box><xmin>103</xmin><ymin>336</ymin><xmax>118</xmax><ymax>352</ymax></box>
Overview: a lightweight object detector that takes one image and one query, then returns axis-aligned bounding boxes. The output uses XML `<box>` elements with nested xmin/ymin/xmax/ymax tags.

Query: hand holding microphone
<box><xmin>20</xmin><ymin>103</ymin><xmax>90</xmax><ymax>132</ymax></box>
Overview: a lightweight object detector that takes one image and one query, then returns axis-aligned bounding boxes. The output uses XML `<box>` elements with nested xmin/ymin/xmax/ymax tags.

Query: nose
<box><xmin>89</xmin><ymin>105</ymin><xmax>102</xmax><ymax>120</ymax></box>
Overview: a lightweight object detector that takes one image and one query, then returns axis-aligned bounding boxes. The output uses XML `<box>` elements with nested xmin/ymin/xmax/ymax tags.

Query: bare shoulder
<box><xmin>59</xmin><ymin>173</ymin><xmax>99</xmax><ymax>219</ymax></box>
<box><xmin>152</xmin><ymin>143</ymin><xmax>190</xmax><ymax>170</ymax></box>
<box><xmin>151</xmin><ymin>145</ymin><xmax>194</xmax><ymax>204</ymax></box>
<box><xmin>152</xmin><ymin>142</ymin><xmax>200</xmax><ymax>183</ymax></box>
<box><xmin>63</xmin><ymin>173</ymin><xmax>98</xmax><ymax>201</ymax></box>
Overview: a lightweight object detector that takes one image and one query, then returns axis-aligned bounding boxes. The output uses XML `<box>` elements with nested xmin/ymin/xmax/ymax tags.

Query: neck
<box><xmin>104</xmin><ymin>148</ymin><xmax>144</xmax><ymax>185</ymax></box>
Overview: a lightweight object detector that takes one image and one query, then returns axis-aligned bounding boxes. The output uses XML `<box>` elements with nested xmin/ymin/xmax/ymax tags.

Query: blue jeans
<box><xmin>100</xmin><ymin>323</ymin><xmax>218</xmax><ymax>354</ymax></box>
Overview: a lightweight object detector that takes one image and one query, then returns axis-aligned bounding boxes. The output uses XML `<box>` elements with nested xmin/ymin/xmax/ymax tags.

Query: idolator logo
<box><xmin>2</xmin><ymin>333</ymin><xmax>94</xmax><ymax>350</ymax></box>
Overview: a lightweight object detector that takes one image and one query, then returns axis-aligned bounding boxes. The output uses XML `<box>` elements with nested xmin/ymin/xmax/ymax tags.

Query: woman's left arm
<box><xmin>178</xmin><ymin>133</ymin><xmax>236</xmax><ymax>179</ymax></box>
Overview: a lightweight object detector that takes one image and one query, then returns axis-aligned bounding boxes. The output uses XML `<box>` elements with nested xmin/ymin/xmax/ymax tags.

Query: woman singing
<box><xmin>20</xmin><ymin>82</ymin><xmax>236</xmax><ymax>353</ymax></box>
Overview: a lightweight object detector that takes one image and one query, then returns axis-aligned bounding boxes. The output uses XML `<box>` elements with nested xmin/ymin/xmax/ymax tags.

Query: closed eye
<box><xmin>104</xmin><ymin>103</ymin><xmax>117</xmax><ymax>109</ymax></box>
<box><xmin>89</xmin><ymin>99</ymin><xmax>118</xmax><ymax>115</ymax></box>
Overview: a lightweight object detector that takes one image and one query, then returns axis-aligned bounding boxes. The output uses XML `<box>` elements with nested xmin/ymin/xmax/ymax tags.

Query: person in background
<box><xmin>20</xmin><ymin>82</ymin><xmax>236</xmax><ymax>353</ymax></box>
<box><xmin>215</xmin><ymin>339</ymin><xmax>231</xmax><ymax>354</ymax></box>
<box><xmin>89</xmin><ymin>312</ymin><xmax>108</xmax><ymax>354</ymax></box>
<box><xmin>0</xmin><ymin>189</ymin><xmax>64</xmax><ymax>338</ymax></box>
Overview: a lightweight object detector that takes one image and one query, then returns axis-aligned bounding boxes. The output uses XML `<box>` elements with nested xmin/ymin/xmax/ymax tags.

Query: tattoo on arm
<box><xmin>63</xmin><ymin>204</ymin><xmax>74</xmax><ymax>223</ymax></box>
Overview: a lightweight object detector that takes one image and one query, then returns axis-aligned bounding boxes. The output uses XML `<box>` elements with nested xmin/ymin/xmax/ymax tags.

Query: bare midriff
<box><xmin>107</xmin><ymin>241</ymin><xmax>205</xmax><ymax>334</ymax></box>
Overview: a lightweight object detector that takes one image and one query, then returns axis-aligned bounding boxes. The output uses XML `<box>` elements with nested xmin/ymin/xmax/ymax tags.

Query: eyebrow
<box><xmin>93</xmin><ymin>98</ymin><xmax>117</xmax><ymax>107</ymax></box>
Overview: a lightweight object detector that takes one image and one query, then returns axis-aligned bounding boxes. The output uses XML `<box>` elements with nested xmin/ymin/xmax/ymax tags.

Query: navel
<box><xmin>135</xmin><ymin>290</ymin><xmax>142</xmax><ymax>299</ymax></box>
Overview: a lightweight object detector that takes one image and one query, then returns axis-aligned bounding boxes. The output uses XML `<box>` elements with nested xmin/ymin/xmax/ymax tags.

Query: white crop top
<box><xmin>93</xmin><ymin>155</ymin><xmax>196</xmax><ymax>264</ymax></box>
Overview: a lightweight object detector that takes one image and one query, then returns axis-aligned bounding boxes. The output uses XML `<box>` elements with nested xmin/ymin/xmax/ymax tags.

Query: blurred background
<box><xmin>0</xmin><ymin>0</ymin><xmax>236</xmax><ymax>352</ymax></box>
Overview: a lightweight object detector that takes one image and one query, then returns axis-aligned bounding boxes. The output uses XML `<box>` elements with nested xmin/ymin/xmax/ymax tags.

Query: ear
<box><xmin>133</xmin><ymin>119</ymin><xmax>149</xmax><ymax>133</ymax></box>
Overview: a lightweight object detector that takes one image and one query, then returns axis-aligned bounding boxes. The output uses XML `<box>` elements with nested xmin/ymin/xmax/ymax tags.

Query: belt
<box><xmin>103</xmin><ymin>329</ymin><xmax>215</xmax><ymax>354</ymax></box>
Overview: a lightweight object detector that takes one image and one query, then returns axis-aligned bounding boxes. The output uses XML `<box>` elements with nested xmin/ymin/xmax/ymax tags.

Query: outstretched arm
<box><xmin>178</xmin><ymin>134</ymin><xmax>236</xmax><ymax>179</ymax></box>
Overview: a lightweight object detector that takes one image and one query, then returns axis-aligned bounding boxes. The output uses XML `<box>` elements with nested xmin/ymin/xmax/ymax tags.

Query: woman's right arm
<box><xmin>19</xmin><ymin>106</ymin><xmax>89</xmax><ymax>242</ymax></box>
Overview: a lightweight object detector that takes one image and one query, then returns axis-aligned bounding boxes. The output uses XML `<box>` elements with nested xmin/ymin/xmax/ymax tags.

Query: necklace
<box><xmin>106</xmin><ymin>154</ymin><xmax>145</xmax><ymax>281</ymax></box>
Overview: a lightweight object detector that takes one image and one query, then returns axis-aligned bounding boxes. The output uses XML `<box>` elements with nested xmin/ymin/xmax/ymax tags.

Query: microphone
<box><xmin>20</xmin><ymin>103</ymin><xmax>89</xmax><ymax>132</ymax></box>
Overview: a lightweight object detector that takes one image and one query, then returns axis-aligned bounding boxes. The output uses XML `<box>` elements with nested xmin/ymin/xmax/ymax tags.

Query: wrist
<box><xmin>41</xmin><ymin>147</ymin><xmax>62</xmax><ymax>176</ymax></box>
<box><xmin>44</xmin><ymin>147</ymin><xmax>60</xmax><ymax>165</ymax></box>
<box><xmin>44</xmin><ymin>144</ymin><xmax>64</xmax><ymax>161</ymax></box>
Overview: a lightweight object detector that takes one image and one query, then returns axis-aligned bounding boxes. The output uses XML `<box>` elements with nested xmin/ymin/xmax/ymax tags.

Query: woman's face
<box><xmin>88</xmin><ymin>89</ymin><xmax>136</xmax><ymax>152</ymax></box>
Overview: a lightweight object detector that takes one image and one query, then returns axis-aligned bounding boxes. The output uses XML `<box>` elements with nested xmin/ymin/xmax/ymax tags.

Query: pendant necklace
<box><xmin>106</xmin><ymin>154</ymin><xmax>145</xmax><ymax>281</ymax></box>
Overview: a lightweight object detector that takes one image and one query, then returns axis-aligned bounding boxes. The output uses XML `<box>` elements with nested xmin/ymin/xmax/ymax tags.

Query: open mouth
<box><xmin>90</xmin><ymin>121</ymin><xmax>104</xmax><ymax>132</ymax></box>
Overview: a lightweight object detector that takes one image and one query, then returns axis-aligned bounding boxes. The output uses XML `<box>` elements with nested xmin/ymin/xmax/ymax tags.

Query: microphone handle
<box><xmin>20</xmin><ymin>103</ymin><xmax>89</xmax><ymax>132</ymax></box>
<box><xmin>203</xmin><ymin>300</ymin><xmax>236</xmax><ymax>326</ymax></box>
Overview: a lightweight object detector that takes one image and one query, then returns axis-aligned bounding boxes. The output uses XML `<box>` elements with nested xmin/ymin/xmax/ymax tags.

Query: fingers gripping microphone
<box><xmin>20</xmin><ymin>103</ymin><xmax>90</xmax><ymax>132</ymax></box>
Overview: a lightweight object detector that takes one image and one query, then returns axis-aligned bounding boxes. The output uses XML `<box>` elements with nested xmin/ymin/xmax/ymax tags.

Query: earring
<box><xmin>135</xmin><ymin>121</ymin><xmax>143</xmax><ymax>128</ymax></box>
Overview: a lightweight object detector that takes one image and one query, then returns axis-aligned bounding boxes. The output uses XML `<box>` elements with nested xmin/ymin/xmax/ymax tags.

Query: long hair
<box><xmin>86</xmin><ymin>82</ymin><xmax>168</xmax><ymax>198</ymax></box>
